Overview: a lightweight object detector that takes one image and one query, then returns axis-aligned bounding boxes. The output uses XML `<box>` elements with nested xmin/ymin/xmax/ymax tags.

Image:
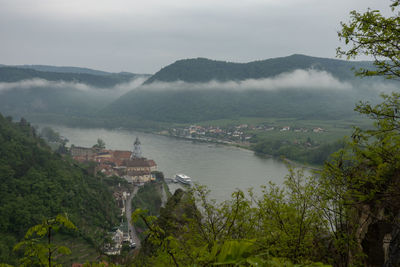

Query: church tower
<box><xmin>131</xmin><ymin>137</ymin><xmax>142</xmax><ymax>159</ymax></box>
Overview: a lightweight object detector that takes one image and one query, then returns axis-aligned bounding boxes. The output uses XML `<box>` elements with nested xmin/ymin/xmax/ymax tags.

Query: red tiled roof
<box><xmin>123</xmin><ymin>158</ymin><xmax>156</xmax><ymax>167</ymax></box>
<box><xmin>113</xmin><ymin>150</ymin><xmax>132</xmax><ymax>159</ymax></box>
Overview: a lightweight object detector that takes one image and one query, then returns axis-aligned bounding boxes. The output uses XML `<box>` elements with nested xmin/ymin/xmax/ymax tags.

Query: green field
<box><xmin>185</xmin><ymin>116</ymin><xmax>373</xmax><ymax>166</ymax></box>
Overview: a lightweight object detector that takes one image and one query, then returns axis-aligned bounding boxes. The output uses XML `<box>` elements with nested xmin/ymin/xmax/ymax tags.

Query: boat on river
<box><xmin>175</xmin><ymin>174</ymin><xmax>192</xmax><ymax>185</ymax></box>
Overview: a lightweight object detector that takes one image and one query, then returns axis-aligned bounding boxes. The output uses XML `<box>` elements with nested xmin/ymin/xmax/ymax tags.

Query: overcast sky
<box><xmin>0</xmin><ymin>0</ymin><xmax>392</xmax><ymax>73</ymax></box>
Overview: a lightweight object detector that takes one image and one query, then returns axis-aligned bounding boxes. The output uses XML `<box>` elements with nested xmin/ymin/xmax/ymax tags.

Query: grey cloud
<box><xmin>0</xmin><ymin>79</ymin><xmax>90</xmax><ymax>92</ymax></box>
<box><xmin>140</xmin><ymin>69</ymin><xmax>353</xmax><ymax>92</ymax></box>
<box><xmin>0</xmin><ymin>77</ymin><xmax>146</xmax><ymax>97</ymax></box>
<box><xmin>0</xmin><ymin>0</ymin><xmax>392</xmax><ymax>73</ymax></box>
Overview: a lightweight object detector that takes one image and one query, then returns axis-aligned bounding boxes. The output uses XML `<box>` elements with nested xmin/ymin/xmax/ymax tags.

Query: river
<box><xmin>45</xmin><ymin>125</ymin><xmax>305</xmax><ymax>201</ymax></box>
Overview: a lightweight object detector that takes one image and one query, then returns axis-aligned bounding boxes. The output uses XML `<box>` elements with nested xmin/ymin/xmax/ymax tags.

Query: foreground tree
<box><xmin>131</xmin><ymin>171</ymin><xmax>331</xmax><ymax>266</ymax></box>
<box><xmin>13</xmin><ymin>214</ymin><xmax>77</xmax><ymax>267</ymax></box>
<box><xmin>337</xmin><ymin>0</ymin><xmax>400</xmax><ymax>79</ymax></box>
<box><xmin>322</xmin><ymin>0</ymin><xmax>400</xmax><ymax>265</ymax></box>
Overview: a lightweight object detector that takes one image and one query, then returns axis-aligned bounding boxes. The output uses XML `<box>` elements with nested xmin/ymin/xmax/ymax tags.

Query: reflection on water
<box><xmin>46</xmin><ymin>125</ymin><xmax>299</xmax><ymax>201</ymax></box>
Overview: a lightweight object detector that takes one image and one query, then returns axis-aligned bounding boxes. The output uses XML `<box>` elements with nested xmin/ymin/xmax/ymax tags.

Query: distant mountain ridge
<box><xmin>144</xmin><ymin>54</ymin><xmax>374</xmax><ymax>84</ymax></box>
<box><xmin>104</xmin><ymin>54</ymin><xmax>383</xmax><ymax>123</ymax></box>
<box><xmin>0</xmin><ymin>63</ymin><xmax>148</xmax><ymax>76</ymax></box>
<box><xmin>0</xmin><ymin>66</ymin><xmax>150</xmax><ymax>121</ymax></box>
<box><xmin>0</xmin><ymin>66</ymin><xmax>150</xmax><ymax>88</ymax></box>
<box><xmin>0</xmin><ymin>54</ymin><xmax>385</xmax><ymax>125</ymax></box>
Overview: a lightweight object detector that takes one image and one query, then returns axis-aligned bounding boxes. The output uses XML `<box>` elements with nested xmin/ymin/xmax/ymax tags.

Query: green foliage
<box><xmin>337</xmin><ymin>0</ymin><xmax>400</xmax><ymax>79</ymax></box>
<box><xmin>40</xmin><ymin>127</ymin><xmax>62</xmax><ymax>143</ymax></box>
<box><xmin>207</xmin><ymin>239</ymin><xmax>259</xmax><ymax>266</ymax></box>
<box><xmin>0</xmin><ymin>114</ymin><xmax>120</xmax><ymax>264</ymax></box>
<box><xmin>82</xmin><ymin>262</ymin><xmax>119</xmax><ymax>267</ymax></box>
<box><xmin>0</xmin><ymin>68</ymin><xmax>148</xmax><ymax>125</ymax></box>
<box><xmin>103</xmin><ymin>54</ymin><xmax>385</xmax><ymax>124</ymax></box>
<box><xmin>92</xmin><ymin>138</ymin><xmax>106</xmax><ymax>150</ymax></box>
<box><xmin>13</xmin><ymin>214</ymin><xmax>77</xmax><ymax>267</ymax></box>
<box><xmin>144</xmin><ymin>55</ymin><xmax>372</xmax><ymax>84</ymax></box>
<box><xmin>132</xmin><ymin>171</ymin><xmax>332</xmax><ymax>266</ymax></box>
<box><xmin>0</xmin><ymin>67</ymin><xmax>140</xmax><ymax>88</ymax></box>
<box><xmin>0</xmin><ymin>55</ymin><xmax>384</xmax><ymax>127</ymax></box>
<box><xmin>39</xmin><ymin>127</ymin><xmax>68</xmax><ymax>153</ymax></box>
<box><xmin>131</xmin><ymin>183</ymin><xmax>163</xmax><ymax>217</ymax></box>
<box><xmin>105</xmin><ymin>87</ymin><xmax>364</xmax><ymax>124</ymax></box>
<box><xmin>131</xmin><ymin>182</ymin><xmax>166</xmax><ymax>241</ymax></box>
<box><xmin>257</xmin><ymin>168</ymin><xmax>328</xmax><ymax>262</ymax></box>
<box><xmin>252</xmin><ymin>139</ymin><xmax>344</xmax><ymax>166</ymax></box>
<box><xmin>315</xmin><ymin>1</ymin><xmax>400</xmax><ymax>264</ymax></box>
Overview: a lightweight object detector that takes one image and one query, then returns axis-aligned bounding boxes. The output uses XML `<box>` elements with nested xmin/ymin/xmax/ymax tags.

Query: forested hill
<box><xmin>0</xmin><ymin>114</ymin><xmax>120</xmax><ymax>265</ymax></box>
<box><xmin>0</xmin><ymin>66</ymin><xmax>149</xmax><ymax>88</ymax></box>
<box><xmin>0</xmin><ymin>64</ymin><xmax>121</xmax><ymax>76</ymax></box>
<box><xmin>144</xmin><ymin>54</ymin><xmax>373</xmax><ymax>84</ymax></box>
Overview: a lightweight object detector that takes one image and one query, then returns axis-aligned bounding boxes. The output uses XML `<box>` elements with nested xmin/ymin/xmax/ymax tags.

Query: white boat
<box><xmin>175</xmin><ymin>174</ymin><xmax>192</xmax><ymax>185</ymax></box>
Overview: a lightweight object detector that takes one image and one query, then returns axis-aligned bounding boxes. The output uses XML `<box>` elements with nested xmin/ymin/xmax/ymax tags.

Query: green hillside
<box><xmin>144</xmin><ymin>54</ymin><xmax>374</xmax><ymax>84</ymax></box>
<box><xmin>102</xmin><ymin>54</ymin><xmax>385</xmax><ymax>124</ymax></box>
<box><xmin>0</xmin><ymin>85</ymin><xmax>113</xmax><ymax>118</ymax></box>
<box><xmin>0</xmin><ymin>55</ymin><xmax>387</xmax><ymax>126</ymax></box>
<box><xmin>0</xmin><ymin>66</ymin><xmax>146</xmax><ymax>88</ymax></box>
<box><xmin>0</xmin><ymin>66</ymin><xmax>150</xmax><ymax>121</ymax></box>
<box><xmin>105</xmin><ymin>87</ymin><xmax>367</xmax><ymax>123</ymax></box>
<box><xmin>0</xmin><ymin>64</ymin><xmax>125</xmax><ymax>76</ymax></box>
<box><xmin>0</xmin><ymin>114</ymin><xmax>120</xmax><ymax>265</ymax></box>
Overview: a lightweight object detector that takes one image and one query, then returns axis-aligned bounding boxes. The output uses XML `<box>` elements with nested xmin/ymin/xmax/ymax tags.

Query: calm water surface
<box><xmin>47</xmin><ymin>125</ymin><xmax>296</xmax><ymax>201</ymax></box>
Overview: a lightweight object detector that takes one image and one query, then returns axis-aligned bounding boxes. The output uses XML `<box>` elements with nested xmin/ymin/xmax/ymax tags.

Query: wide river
<box><xmin>46</xmin><ymin>125</ymin><xmax>304</xmax><ymax>201</ymax></box>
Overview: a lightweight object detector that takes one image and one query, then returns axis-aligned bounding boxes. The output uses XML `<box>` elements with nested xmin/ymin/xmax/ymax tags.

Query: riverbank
<box><xmin>40</xmin><ymin>123</ymin><xmax>310</xmax><ymax>201</ymax></box>
<box><xmin>156</xmin><ymin>131</ymin><xmax>323</xmax><ymax>171</ymax></box>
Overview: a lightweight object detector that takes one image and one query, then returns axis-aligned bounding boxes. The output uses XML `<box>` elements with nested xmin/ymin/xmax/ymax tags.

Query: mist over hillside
<box><xmin>0</xmin><ymin>66</ymin><xmax>149</xmax><ymax>121</ymax></box>
<box><xmin>105</xmin><ymin>55</ymin><xmax>396</xmax><ymax>123</ymax></box>
<box><xmin>0</xmin><ymin>66</ymin><xmax>150</xmax><ymax>88</ymax></box>
<box><xmin>143</xmin><ymin>54</ymin><xmax>375</xmax><ymax>84</ymax></box>
<box><xmin>0</xmin><ymin>54</ymin><xmax>397</xmax><ymax>126</ymax></box>
<box><xmin>0</xmin><ymin>64</ymin><xmax>129</xmax><ymax>76</ymax></box>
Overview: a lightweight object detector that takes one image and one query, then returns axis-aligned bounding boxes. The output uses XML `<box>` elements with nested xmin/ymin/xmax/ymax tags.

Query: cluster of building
<box><xmin>104</xmin><ymin>190</ymin><xmax>135</xmax><ymax>256</ymax></box>
<box><xmin>166</xmin><ymin>124</ymin><xmax>253</xmax><ymax>144</ymax></box>
<box><xmin>70</xmin><ymin>137</ymin><xmax>157</xmax><ymax>184</ymax></box>
<box><xmin>165</xmin><ymin>124</ymin><xmax>325</xmax><ymax>144</ymax></box>
<box><xmin>104</xmin><ymin>227</ymin><xmax>130</xmax><ymax>255</ymax></box>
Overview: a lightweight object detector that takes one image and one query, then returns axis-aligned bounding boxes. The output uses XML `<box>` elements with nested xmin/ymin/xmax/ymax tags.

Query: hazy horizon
<box><xmin>0</xmin><ymin>0</ymin><xmax>391</xmax><ymax>73</ymax></box>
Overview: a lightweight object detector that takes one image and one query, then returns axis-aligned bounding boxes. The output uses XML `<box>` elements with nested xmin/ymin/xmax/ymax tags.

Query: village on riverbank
<box><xmin>69</xmin><ymin>137</ymin><xmax>160</xmax><ymax>255</ymax></box>
<box><xmin>70</xmin><ymin>137</ymin><xmax>157</xmax><ymax>184</ymax></box>
<box><xmin>158</xmin><ymin>123</ymin><xmax>327</xmax><ymax>154</ymax></box>
<box><xmin>160</xmin><ymin>123</ymin><xmax>326</xmax><ymax>146</ymax></box>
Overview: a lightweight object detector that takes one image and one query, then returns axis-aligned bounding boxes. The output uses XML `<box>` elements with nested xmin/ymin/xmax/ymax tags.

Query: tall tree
<box><xmin>92</xmin><ymin>138</ymin><xmax>106</xmax><ymax>150</ymax></box>
<box><xmin>337</xmin><ymin>0</ymin><xmax>400</xmax><ymax>79</ymax></box>
<box><xmin>323</xmin><ymin>0</ymin><xmax>400</xmax><ymax>265</ymax></box>
<box><xmin>13</xmin><ymin>214</ymin><xmax>77</xmax><ymax>267</ymax></box>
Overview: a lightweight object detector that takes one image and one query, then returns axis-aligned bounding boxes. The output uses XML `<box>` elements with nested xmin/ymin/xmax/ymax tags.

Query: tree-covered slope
<box><xmin>0</xmin><ymin>114</ymin><xmax>120</xmax><ymax>264</ymax></box>
<box><xmin>105</xmin><ymin>87</ymin><xmax>365</xmax><ymax>123</ymax></box>
<box><xmin>0</xmin><ymin>84</ymin><xmax>113</xmax><ymax>118</ymax></box>
<box><xmin>0</xmin><ymin>66</ymin><xmax>146</xmax><ymax>88</ymax></box>
<box><xmin>0</xmin><ymin>64</ymin><xmax>124</xmax><ymax>76</ymax></box>
<box><xmin>102</xmin><ymin>54</ymin><xmax>384</xmax><ymax>124</ymax></box>
<box><xmin>0</xmin><ymin>55</ymin><xmax>383</xmax><ymax>126</ymax></box>
<box><xmin>144</xmin><ymin>54</ymin><xmax>373</xmax><ymax>84</ymax></box>
<box><xmin>0</xmin><ymin>66</ymin><xmax>150</xmax><ymax>122</ymax></box>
